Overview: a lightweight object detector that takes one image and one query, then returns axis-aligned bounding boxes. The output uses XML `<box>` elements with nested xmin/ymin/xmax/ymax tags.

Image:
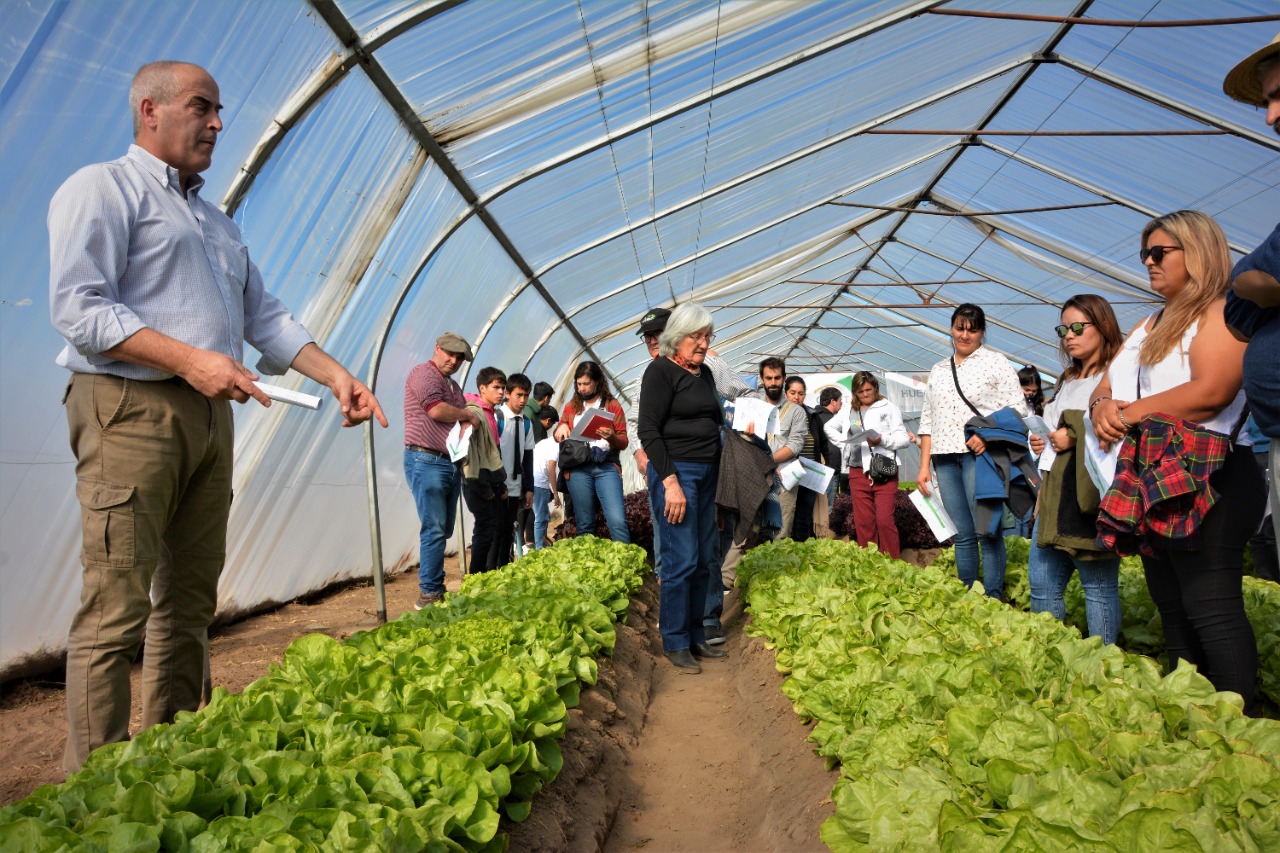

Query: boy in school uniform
<box><xmin>495</xmin><ymin>373</ymin><xmax>535</xmax><ymax>567</ymax></box>
<box><xmin>532</xmin><ymin>406</ymin><xmax>561</xmax><ymax>549</ymax></box>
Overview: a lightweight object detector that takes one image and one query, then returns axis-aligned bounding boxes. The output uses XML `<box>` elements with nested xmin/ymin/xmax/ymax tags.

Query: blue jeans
<box><xmin>567</xmin><ymin>461</ymin><xmax>631</xmax><ymax>544</ymax></box>
<box><xmin>933</xmin><ymin>452</ymin><xmax>1005</xmax><ymax>597</ymax></box>
<box><xmin>703</xmin><ymin>510</ymin><xmax>725</xmax><ymax>629</ymax></box>
<box><xmin>646</xmin><ymin>484</ymin><xmax>663</xmax><ymax>575</ymax></box>
<box><xmin>1028</xmin><ymin>518</ymin><xmax>1121</xmax><ymax>644</ymax></box>
<box><xmin>404</xmin><ymin>450</ymin><xmax>460</xmax><ymax>595</ymax></box>
<box><xmin>533</xmin><ymin>486</ymin><xmax>553</xmax><ymax>550</ymax></box>
<box><xmin>649</xmin><ymin>461</ymin><xmax>719</xmax><ymax>651</ymax></box>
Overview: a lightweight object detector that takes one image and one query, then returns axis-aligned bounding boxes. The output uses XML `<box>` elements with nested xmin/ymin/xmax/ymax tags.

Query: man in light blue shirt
<box><xmin>49</xmin><ymin>61</ymin><xmax>387</xmax><ymax>772</ymax></box>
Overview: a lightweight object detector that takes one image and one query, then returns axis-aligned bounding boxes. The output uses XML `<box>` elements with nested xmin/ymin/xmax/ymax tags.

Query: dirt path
<box><xmin>1</xmin><ymin>558</ymin><xmax>838</xmax><ymax>851</ymax></box>
<box><xmin>602</xmin><ymin>588</ymin><xmax>835</xmax><ymax>852</ymax></box>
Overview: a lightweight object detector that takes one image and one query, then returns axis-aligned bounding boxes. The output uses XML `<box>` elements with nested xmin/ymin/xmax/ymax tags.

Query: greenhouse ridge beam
<box><xmin>641</xmin><ymin>208</ymin><xmax>901</xmax><ymax>332</ymax></box>
<box><xmin>830</xmin><ymin>201</ymin><xmax>1115</xmax><ymax>216</ymax></box>
<box><xmin>978</xmin><ymin>140</ymin><xmax>1161</xmax><ymax>220</ymax></box>
<box><xmin>481</xmin><ymin>0</ymin><xmax>948</xmax><ymax>206</ymax></box>
<box><xmin>1054</xmin><ymin>53</ymin><xmax>1280</xmax><ymax>153</ymax></box>
<box><xmin>790</xmin><ymin>279</ymin><xmax>991</xmax><ymax>287</ymax></box>
<box><xmin>516</xmin><ymin>159</ymin><xmax>939</xmax><ymax>372</ymax></box>
<box><xmin>862</xmin><ymin>128</ymin><xmax>1226</xmax><ymax>137</ymax></box>
<box><xmin>926</xmin><ymin>193</ymin><xmax>1158</xmax><ymax>293</ymax></box>
<box><xmin>784</xmin><ymin>1</ymin><xmax>1093</xmax><ymax>364</ymax></box>
<box><xmin>926</xmin><ymin>8</ymin><xmax>1280</xmax><ymax>28</ymax></box>
<box><xmin>887</xmin><ymin>239</ymin><xmax>1092</xmax><ymax>348</ymax></box>
<box><xmin>529</xmin><ymin>57</ymin><xmax>1027</xmax><ymax>285</ymax></box>
<box><xmin>893</xmin><ymin>233</ymin><xmax>1137</xmax><ymax>314</ymax></box>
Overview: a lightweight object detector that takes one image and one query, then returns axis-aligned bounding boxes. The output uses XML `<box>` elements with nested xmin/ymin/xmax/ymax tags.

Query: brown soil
<box><xmin>0</xmin><ymin>556</ymin><xmax>838</xmax><ymax>851</ymax></box>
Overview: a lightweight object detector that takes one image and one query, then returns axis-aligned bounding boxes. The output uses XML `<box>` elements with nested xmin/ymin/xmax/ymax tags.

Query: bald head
<box><xmin>130</xmin><ymin>61</ymin><xmax>203</xmax><ymax>137</ymax></box>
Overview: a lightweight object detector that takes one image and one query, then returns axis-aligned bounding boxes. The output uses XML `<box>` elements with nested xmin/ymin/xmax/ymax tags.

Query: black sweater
<box><xmin>637</xmin><ymin>357</ymin><xmax>722</xmax><ymax>480</ymax></box>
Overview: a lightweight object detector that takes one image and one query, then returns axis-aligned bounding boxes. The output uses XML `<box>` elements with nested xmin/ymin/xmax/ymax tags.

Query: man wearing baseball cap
<box><xmin>1223</xmin><ymin>34</ymin><xmax>1280</xmax><ymax>569</ymax></box>
<box><xmin>404</xmin><ymin>332</ymin><xmax>481</xmax><ymax>608</ymax></box>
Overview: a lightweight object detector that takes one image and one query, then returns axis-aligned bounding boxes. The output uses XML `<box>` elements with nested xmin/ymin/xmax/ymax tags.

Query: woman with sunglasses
<box><xmin>1091</xmin><ymin>210</ymin><xmax>1263</xmax><ymax>704</ymax></box>
<box><xmin>1027</xmin><ymin>295</ymin><xmax>1125</xmax><ymax>642</ymax></box>
<box><xmin>917</xmin><ymin>303</ymin><xmax>1027</xmax><ymax>599</ymax></box>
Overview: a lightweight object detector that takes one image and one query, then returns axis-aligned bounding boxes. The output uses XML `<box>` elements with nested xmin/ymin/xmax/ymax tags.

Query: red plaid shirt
<box><xmin>1096</xmin><ymin>414</ymin><xmax>1232</xmax><ymax>557</ymax></box>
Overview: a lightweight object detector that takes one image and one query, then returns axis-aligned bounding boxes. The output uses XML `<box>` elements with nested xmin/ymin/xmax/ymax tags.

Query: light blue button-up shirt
<box><xmin>49</xmin><ymin>145</ymin><xmax>313</xmax><ymax>379</ymax></box>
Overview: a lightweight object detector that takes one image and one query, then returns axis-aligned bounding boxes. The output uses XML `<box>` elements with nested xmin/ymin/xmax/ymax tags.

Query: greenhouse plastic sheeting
<box><xmin>2</xmin><ymin>0</ymin><xmax>1279</xmax><ymax>677</ymax></box>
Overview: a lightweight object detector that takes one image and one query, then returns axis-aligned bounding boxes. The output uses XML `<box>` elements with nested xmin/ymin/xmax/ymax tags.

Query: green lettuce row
<box><xmin>932</xmin><ymin>538</ymin><xmax>1280</xmax><ymax>708</ymax></box>
<box><xmin>738</xmin><ymin>539</ymin><xmax>1280</xmax><ymax>851</ymax></box>
<box><xmin>0</xmin><ymin>537</ymin><xmax>647</xmax><ymax>853</ymax></box>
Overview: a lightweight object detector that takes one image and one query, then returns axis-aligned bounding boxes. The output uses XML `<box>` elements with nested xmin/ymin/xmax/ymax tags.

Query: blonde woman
<box><xmin>1091</xmin><ymin>210</ymin><xmax>1264</xmax><ymax>704</ymax></box>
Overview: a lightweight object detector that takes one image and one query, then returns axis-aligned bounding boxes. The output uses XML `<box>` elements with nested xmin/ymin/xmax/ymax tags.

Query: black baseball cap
<box><xmin>636</xmin><ymin>307</ymin><xmax>671</xmax><ymax>335</ymax></box>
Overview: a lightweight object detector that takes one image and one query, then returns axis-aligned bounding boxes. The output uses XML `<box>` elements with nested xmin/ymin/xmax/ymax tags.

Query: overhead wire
<box><xmin>574</xmin><ymin>0</ymin><xmax>654</xmax><ymax>310</ymax></box>
<box><xmin>686</xmin><ymin>0</ymin><xmax>723</xmax><ymax>296</ymax></box>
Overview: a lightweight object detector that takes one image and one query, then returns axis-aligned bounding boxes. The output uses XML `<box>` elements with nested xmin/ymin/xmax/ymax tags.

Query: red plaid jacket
<box><xmin>1096</xmin><ymin>414</ymin><xmax>1232</xmax><ymax>557</ymax></box>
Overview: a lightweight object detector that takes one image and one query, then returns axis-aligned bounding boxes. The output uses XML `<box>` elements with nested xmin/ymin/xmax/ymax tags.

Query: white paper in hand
<box><xmin>253</xmin><ymin>381</ymin><xmax>321</xmax><ymax>410</ymax></box>
<box><xmin>778</xmin><ymin>458</ymin><xmax>805</xmax><ymax>492</ymax></box>
<box><xmin>447</xmin><ymin>422</ymin><xmax>472</xmax><ymax>462</ymax></box>
<box><xmin>731</xmin><ymin>397</ymin><xmax>778</xmax><ymax>435</ymax></box>
<box><xmin>1023</xmin><ymin>415</ymin><xmax>1051</xmax><ymax>439</ymax></box>
<box><xmin>1081</xmin><ymin>414</ymin><xmax>1120</xmax><ymax>493</ymax></box>
<box><xmin>909</xmin><ymin>486</ymin><xmax>958</xmax><ymax>542</ymax></box>
<box><xmin>794</xmin><ymin>457</ymin><xmax>834</xmax><ymax>493</ymax></box>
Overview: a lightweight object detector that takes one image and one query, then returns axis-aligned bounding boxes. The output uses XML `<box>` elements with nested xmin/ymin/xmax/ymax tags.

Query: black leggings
<box><xmin>1141</xmin><ymin>447</ymin><xmax>1265</xmax><ymax>705</ymax></box>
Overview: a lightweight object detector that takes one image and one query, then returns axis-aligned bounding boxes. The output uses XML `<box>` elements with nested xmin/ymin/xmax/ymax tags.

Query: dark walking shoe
<box><xmin>691</xmin><ymin>642</ymin><xmax>727</xmax><ymax>660</ymax></box>
<box><xmin>664</xmin><ymin>649</ymin><xmax>701</xmax><ymax>673</ymax></box>
<box><xmin>703</xmin><ymin>627</ymin><xmax>726</xmax><ymax>645</ymax></box>
<box><xmin>414</xmin><ymin>591</ymin><xmax>443</xmax><ymax>610</ymax></box>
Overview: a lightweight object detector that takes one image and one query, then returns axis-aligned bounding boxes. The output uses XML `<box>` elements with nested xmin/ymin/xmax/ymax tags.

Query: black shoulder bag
<box><xmin>857</xmin><ymin>406</ymin><xmax>899</xmax><ymax>484</ymax></box>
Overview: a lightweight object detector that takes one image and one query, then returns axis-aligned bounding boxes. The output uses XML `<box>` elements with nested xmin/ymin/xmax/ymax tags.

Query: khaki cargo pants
<box><xmin>63</xmin><ymin>374</ymin><xmax>232</xmax><ymax>772</ymax></box>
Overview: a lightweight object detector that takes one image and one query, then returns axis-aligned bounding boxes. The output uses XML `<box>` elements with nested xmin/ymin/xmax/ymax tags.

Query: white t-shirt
<box><xmin>532</xmin><ymin>437</ymin><xmax>559</xmax><ymax>490</ymax></box>
<box><xmin>1036</xmin><ymin>373</ymin><xmax>1104</xmax><ymax>472</ymax></box>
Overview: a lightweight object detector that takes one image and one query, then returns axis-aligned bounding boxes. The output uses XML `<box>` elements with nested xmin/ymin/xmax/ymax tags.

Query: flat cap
<box><xmin>436</xmin><ymin>331</ymin><xmax>474</xmax><ymax>361</ymax></box>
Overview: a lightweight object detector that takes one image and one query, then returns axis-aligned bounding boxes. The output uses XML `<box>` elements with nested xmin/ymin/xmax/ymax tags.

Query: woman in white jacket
<box><xmin>825</xmin><ymin>372</ymin><xmax>910</xmax><ymax>558</ymax></box>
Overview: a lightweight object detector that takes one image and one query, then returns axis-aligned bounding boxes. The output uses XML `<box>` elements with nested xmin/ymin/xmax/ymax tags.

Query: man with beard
<box><xmin>1223</xmin><ymin>34</ymin><xmax>1280</xmax><ymax>571</ymax></box>
<box><xmin>718</xmin><ymin>357</ymin><xmax>807</xmax><ymax>586</ymax></box>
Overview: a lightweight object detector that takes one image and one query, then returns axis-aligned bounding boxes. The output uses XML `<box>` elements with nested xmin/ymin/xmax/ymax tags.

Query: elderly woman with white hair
<box><xmin>637</xmin><ymin>302</ymin><xmax>728</xmax><ymax>673</ymax></box>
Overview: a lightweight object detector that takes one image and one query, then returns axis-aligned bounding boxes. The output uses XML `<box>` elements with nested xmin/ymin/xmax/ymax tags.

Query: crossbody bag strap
<box><xmin>950</xmin><ymin>356</ymin><xmax>984</xmax><ymax>418</ymax></box>
<box><xmin>1229</xmin><ymin>404</ymin><xmax>1252</xmax><ymax>445</ymax></box>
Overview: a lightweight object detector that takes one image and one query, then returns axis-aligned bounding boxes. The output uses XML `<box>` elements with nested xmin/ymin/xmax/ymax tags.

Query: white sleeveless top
<box><xmin>1107</xmin><ymin>312</ymin><xmax>1249</xmax><ymax>440</ymax></box>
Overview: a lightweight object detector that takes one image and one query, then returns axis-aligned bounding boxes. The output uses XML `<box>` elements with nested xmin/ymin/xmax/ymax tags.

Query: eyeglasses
<box><xmin>1139</xmin><ymin>245</ymin><xmax>1182</xmax><ymax>264</ymax></box>
<box><xmin>691</xmin><ymin>331</ymin><xmax>715</xmax><ymax>344</ymax></box>
<box><xmin>1054</xmin><ymin>321</ymin><xmax>1094</xmax><ymax>338</ymax></box>
<box><xmin>642</xmin><ymin>332</ymin><xmax>660</xmax><ymax>342</ymax></box>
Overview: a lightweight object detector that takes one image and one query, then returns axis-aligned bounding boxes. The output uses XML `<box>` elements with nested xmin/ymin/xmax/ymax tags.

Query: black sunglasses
<box><xmin>1139</xmin><ymin>245</ymin><xmax>1182</xmax><ymax>264</ymax></box>
<box><xmin>1054</xmin><ymin>321</ymin><xmax>1094</xmax><ymax>338</ymax></box>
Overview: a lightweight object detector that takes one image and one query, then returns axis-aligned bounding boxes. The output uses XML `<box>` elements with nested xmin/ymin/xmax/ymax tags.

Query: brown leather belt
<box><xmin>407</xmin><ymin>444</ymin><xmax>448</xmax><ymax>458</ymax></box>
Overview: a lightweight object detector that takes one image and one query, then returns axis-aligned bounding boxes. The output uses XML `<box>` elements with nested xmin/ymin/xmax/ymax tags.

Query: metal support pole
<box><xmin>364</xmin><ymin>420</ymin><xmax>387</xmax><ymax>624</ymax></box>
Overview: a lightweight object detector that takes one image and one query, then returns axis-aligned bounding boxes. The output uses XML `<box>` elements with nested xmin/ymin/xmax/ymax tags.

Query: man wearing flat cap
<box><xmin>405</xmin><ymin>332</ymin><xmax>481</xmax><ymax>609</ymax></box>
<box><xmin>1223</xmin><ymin>34</ymin><xmax>1280</xmax><ymax>563</ymax></box>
